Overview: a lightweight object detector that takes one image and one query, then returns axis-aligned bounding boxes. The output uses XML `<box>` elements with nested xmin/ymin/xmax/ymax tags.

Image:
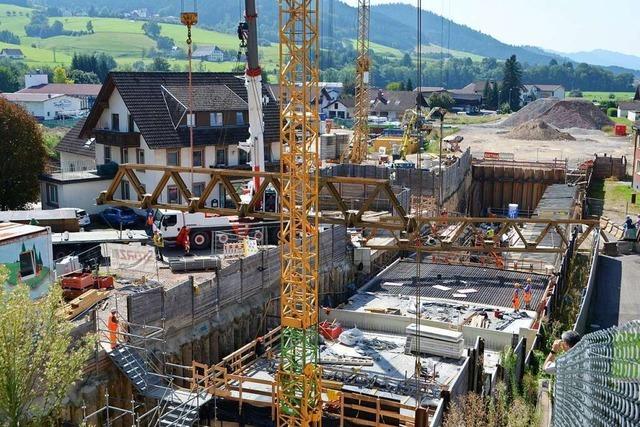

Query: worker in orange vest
<box><xmin>512</xmin><ymin>288</ymin><xmax>521</xmax><ymax>313</ymax></box>
<box><xmin>523</xmin><ymin>278</ymin><xmax>533</xmax><ymax>310</ymax></box>
<box><xmin>107</xmin><ymin>309</ymin><xmax>120</xmax><ymax>349</ymax></box>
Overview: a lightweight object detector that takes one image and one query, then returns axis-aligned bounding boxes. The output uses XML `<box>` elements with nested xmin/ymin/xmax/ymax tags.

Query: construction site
<box><xmin>4</xmin><ymin>1</ymin><xmax>638</xmax><ymax>427</ymax></box>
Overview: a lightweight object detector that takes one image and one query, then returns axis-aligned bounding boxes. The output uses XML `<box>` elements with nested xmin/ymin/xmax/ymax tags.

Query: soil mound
<box><xmin>500</xmin><ymin>98</ymin><xmax>558</xmax><ymax>127</ymax></box>
<box><xmin>539</xmin><ymin>100</ymin><xmax>613</xmax><ymax>129</ymax></box>
<box><xmin>505</xmin><ymin>119</ymin><xmax>575</xmax><ymax>141</ymax></box>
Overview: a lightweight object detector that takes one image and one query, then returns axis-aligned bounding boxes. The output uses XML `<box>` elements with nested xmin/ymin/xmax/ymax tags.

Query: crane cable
<box><xmin>414</xmin><ymin>0</ymin><xmax>423</xmax><ymax>407</ymax></box>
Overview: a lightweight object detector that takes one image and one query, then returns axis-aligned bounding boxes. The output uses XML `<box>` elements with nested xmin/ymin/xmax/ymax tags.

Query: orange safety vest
<box><xmin>108</xmin><ymin>315</ymin><xmax>119</xmax><ymax>349</ymax></box>
<box><xmin>512</xmin><ymin>293</ymin><xmax>521</xmax><ymax>310</ymax></box>
<box><xmin>524</xmin><ymin>289</ymin><xmax>532</xmax><ymax>304</ymax></box>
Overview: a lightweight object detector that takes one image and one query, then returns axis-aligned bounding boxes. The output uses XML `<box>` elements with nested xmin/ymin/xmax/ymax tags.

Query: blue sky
<box><xmin>343</xmin><ymin>0</ymin><xmax>640</xmax><ymax>57</ymax></box>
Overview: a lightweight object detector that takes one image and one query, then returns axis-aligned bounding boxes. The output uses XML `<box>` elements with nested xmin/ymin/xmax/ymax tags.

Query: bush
<box><xmin>607</xmin><ymin>107</ymin><xmax>618</xmax><ymax>117</ymax></box>
<box><xmin>499</xmin><ymin>102</ymin><xmax>512</xmax><ymax>114</ymax></box>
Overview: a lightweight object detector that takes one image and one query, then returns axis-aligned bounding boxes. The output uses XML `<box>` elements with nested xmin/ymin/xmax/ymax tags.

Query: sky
<box><xmin>342</xmin><ymin>0</ymin><xmax>640</xmax><ymax>57</ymax></box>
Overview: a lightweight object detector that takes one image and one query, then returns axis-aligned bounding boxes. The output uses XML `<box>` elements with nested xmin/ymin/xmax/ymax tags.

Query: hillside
<box><xmin>21</xmin><ymin>0</ymin><xmax>562</xmax><ymax>65</ymax></box>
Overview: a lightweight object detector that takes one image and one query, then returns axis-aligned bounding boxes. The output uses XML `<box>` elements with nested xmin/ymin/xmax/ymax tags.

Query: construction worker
<box><xmin>523</xmin><ymin>278</ymin><xmax>533</xmax><ymax>310</ymax></box>
<box><xmin>183</xmin><ymin>227</ymin><xmax>191</xmax><ymax>256</ymax></box>
<box><xmin>512</xmin><ymin>288</ymin><xmax>521</xmax><ymax>313</ymax></box>
<box><xmin>153</xmin><ymin>230</ymin><xmax>164</xmax><ymax>262</ymax></box>
<box><xmin>145</xmin><ymin>210</ymin><xmax>155</xmax><ymax>236</ymax></box>
<box><xmin>107</xmin><ymin>309</ymin><xmax>120</xmax><ymax>349</ymax></box>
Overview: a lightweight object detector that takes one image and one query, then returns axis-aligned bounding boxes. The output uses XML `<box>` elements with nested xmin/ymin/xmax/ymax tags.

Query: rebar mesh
<box><xmin>553</xmin><ymin>320</ymin><xmax>640</xmax><ymax>427</ymax></box>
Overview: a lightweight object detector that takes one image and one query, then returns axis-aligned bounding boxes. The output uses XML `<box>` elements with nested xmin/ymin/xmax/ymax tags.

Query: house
<box><xmin>0</xmin><ymin>48</ymin><xmax>24</xmax><ymax>59</ymax></box>
<box><xmin>325</xmin><ymin>96</ymin><xmax>354</xmax><ymax>119</ymax></box>
<box><xmin>370</xmin><ymin>89</ymin><xmax>427</xmax><ymax>121</ymax></box>
<box><xmin>40</xmin><ymin>71</ymin><xmax>280</xmax><ymax>212</ymax></box>
<box><xmin>455</xmin><ymin>80</ymin><xmax>498</xmax><ymax>96</ymax></box>
<box><xmin>40</xmin><ymin>170</ymin><xmax>111</xmax><ymax>215</ymax></box>
<box><xmin>54</xmin><ymin>118</ymin><xmax>96</xmax><ymax>172</ymax></box>
<box><xmin>19</xmin><ymin>75</ymin><xmax>101</xmax><ymax>110</ymax></box>
<box><xmin>522</xmin><ymin>84</ymin><xmax>565</xmax><ymax>103</ymax></box>
<box><xmin>0</xmin><ymin>222</ymin><xmax>54</xmax><ymax>298</ymax></box>
<box><xmin>192</xmin><ymin>46</ymin><xmax>225</xmax><ymax>62</ymax></box>
<box><xmin>413</xmin><ymin>86</ymin><xmax>483</xmax><ymax>114</ymax></box>
<box><xmin>1</xmin><ymin>93</ymin><xmax>83</xmax><ymax>121</ymax></box>
<box><xmin>618</xmin><ymin>101</ymin><xmax>640</xmax><ymax>120</ymax></box>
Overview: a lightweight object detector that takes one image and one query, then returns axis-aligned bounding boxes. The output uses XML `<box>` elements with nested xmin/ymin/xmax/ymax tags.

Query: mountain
<box><xmin>28</xmin><ymin>0</ymin><xmax>563</xmax><ymax>65</ymax></box>
<box><xmin>561</xmin><ymin>49</ymin><xmax>640</xmax><ymax>72</ymax></box>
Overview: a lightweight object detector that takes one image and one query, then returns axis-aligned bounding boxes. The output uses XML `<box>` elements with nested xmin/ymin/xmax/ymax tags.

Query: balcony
<box><xmin>94</xmin><ymin>129</ymin><xmax>140</xmax><ymax>148</ymax></box>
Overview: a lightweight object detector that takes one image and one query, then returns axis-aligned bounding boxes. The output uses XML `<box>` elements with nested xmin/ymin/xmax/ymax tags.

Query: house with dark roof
<box><xmin>0</xmin><ymin>48</ymin><xmax>24</xmax><ymax>59</ymax></box>
<box><xmin>370</xmin><ymin>89</ymin><xmax>427</xmax><ymax>121</ymax></box>
<box><xmin>414</xmin><ymin>86</ymin><xmax>484</xmax><ymax>113</ymax></box>
<box><xmin>40</xmin><ymin>71</ymin><xmax>280</xmax><ymax>210</ymax></box>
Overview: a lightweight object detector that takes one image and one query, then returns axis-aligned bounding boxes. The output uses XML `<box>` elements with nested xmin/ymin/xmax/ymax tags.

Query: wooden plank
<box><xmin>58</xmin><ymin>289</ymin><xmax>109</xmax><ymax>320</ymax></box>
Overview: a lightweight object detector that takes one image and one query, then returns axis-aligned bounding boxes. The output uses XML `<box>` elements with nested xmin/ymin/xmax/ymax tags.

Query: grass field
<box><xmin>445</xmin><ymin>114</ymin><xmax>505</xmax><ymax>125</ymax></box>
<box><xmin>580</xmin><ymin>91</ymin><xmax>636</xmax><ymax>102</ymax></box>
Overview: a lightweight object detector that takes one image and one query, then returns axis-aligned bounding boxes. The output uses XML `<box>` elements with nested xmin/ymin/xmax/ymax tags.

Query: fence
<box><xmin>593</xmin><ymin>154</ymin><xmax>627</xmax><ymax>179</ymax></box>
<box><xmin>573</xmin><ymin>231</ymin><xmax>601</xmax><ymax>335</ymax></box>
<box><xmin>553</xmin><ymin>320</ymin><xmax>640</xmax><ymax>427</ymax></box>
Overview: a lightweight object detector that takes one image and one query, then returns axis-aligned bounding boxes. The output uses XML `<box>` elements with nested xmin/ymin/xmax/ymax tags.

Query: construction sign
<box><xmin>102</xmin><ymin>243</ymin><xmax>157</xmax><ymax>274</ymax></box>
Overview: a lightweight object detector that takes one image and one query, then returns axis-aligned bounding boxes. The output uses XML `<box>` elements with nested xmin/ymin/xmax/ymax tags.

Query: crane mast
<box><xmin>349</xmin><ymin>0</ymin><xmax>371</xmax><ymax>164</ymax></box>
<box><xmin>277</xmin><ymin>0</ymin><xmax>322</xmax><ymax>426</ymax></box>
<box><xmin>239</xmin><ymin>0</ymin><xmax>265</xmax><ymax>194</ymax></box>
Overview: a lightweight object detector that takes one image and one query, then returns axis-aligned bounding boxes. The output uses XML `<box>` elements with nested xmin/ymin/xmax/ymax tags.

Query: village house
<box><xmin>522</xmin><ymin>84</ymin><xmax>566</xmax><ymax>103</ymax></box>
<box><xmin>0</xmin><ymin>48</ymin><xmax>24</xmax><ymax>59</ymax></box>
<box><xmin>1</xmin><ymin>92</ymin><xmax>82</xmax><ymax>121</ymax></box>
<box><xmin>20</xmin><ymin>74</ymin><xmax>101</xmax><ymax>110</ymax></box>
<box><xmin>39</xmin><ymin>71</ymin><xmax>280</xmax><ymax>212</ymax></box>
<box><xmin>192</xmin><ymin>46</ymin><xmax>225</xmax><ymax>62</ymax></box>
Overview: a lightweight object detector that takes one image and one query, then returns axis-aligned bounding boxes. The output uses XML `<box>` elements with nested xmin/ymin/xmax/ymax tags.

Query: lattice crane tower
<box><xmin>277</xmin><ymin>0</ymin><xmax>322</xmax><ymax>426</ymax></box>
<box><xmin>349</xmin><ymin>0</ymin><xmax>371</xmax><ymax>164</ymax></box>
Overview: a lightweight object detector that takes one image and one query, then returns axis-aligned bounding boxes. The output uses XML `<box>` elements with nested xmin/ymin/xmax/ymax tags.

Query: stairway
<box><xmin>106</xmin><ymin>345</ymin><xmax>212</xmax><ymax>427</ymax></box>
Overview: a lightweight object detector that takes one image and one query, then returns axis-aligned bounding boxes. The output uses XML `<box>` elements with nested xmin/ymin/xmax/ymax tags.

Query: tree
<box><xmin>86</xmin><ymin>20</ymin><xmax>94</xmax><ymax>34</ymax></box>
<box><xmin>501</xmin><ymin>54</ymin><xmax>523</xmax><ymax>111</ymax></box>
<box><xmin>427</xmin><ymin>92</ymin><xmax>454</xmax><ymax>110</ymax></box>
<box><xmin>386</xmin><ymin>81</ymin><xmax>402</xmax><ymax>90</ymax></box>
<box><xmin>53</xmin><ymin>66</ymin><xmax>70</xmax><ymax>83</ymax></box>
<box><xmin>0</xmin><ymin>66</ymin><xmax>20</xmax><ymax>92</ymax></box>
<box><xmin>149</xmin><ymin>57</ymin><xmax>171</xmax><ymax>71</ymax></box>
<box><xmin>88</xmin><ymin>5</ymin><xmax>97</xmax><ymax>17</ymax></box>
<box><xmin>68</xmin><ymin>69</ymin><xmax>100</xmax><ymax>84</ymax></box>
<box><xmin>483</xmin><ymin>81</ymin><xmax>498</xmax><ymax>111</ymax></box>
<box><xmin>0</xmin><ymin>99</ymin><xmax>48</xmax><ymax>210</ymax></box>
<box><xmin>156</xmin><ymin>35</ymin><xmax>174</xmax><ymax>51</ymax></box>
<box><xmin>142</xmin><ymin>21</ymin><xmax>161</xmax><ymax>39</ymax></box>
<box><xmin>405</xmin><ymin>77</ymin><xmax>413</xmax><ymax>91</ymax></box>
<box><xmin>0</xmin><ymin>30</ymin><xmax>20</xmax><ymax>44</ymax></box>
<box><xmin>400</xmin><ymin>52</ymin><xmax>412</xmax><ymax>67</ymax></box>
<box><xmin>0</xmin><ymin>282</ymin><xmax>93</xmax><ymax>425</ymax></box>
<box><xmin>491</xmin><ymin>82</ymin><xmax>499</xmax><ymax>111</ymax></box>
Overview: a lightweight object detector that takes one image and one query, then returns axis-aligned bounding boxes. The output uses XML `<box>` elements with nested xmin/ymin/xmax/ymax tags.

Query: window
<box><xmin>216</xmin><ymin>148</ymin><xmax>226</xmax><ymax>166</ymax></box>
<box><xmin>111</xmin><ymin>113</ymin><xmax>120</xmax><ymax>131</ymax></box>
<box><xmin>334</xmin><ymin>103</ymin><xmax>339</xmax><ymax>110</ymax></box>
<box><xmin>193</xmin><ymin>182</ymin><xmax>205</xmax><ymax>197</ymax></box>
<box><xmin>104</xmin><ymin>146</ymin><xmax>112</xmax><ymax>163</ymax></box>
<box><xmin>162</xmin><ymin>214</ymin><xmax>177</xmax><ymax>227</ymax></box>
<box><xmin>187</xmin><ymin>113</ymin><xmax>195</xmax><ymax>127</ymax></box>
<box><xmin>167</xmin><ymin>185</ymin><xmax>181</xmax><ymax>204</ymax></box>
<box><xmin>128</xmin><ymin>114</ymin><xmax>135</xmax><ymax>132</ymax></box>
<box><xmin>136</xmin><ymin>148</ymin><xmax>145</xmax><ymax>164</ymax></box>
<box><xmin>239</xmin><ymin>148</ymin><xmax>249</xmax><ymax>165</ymax></box>
<box><xmin>46</xmin><ymin>183</ymin><xmax>58</xmax><ymax>206</ymax></box>
<box><xmin>121</xmin><ymin>148</ymin><xmax>129</xmax><ymax>164</ymax></box>
<box><xmin>236</xmin><ymin>111</ymin><xmax>245</xmax><ymax>125</ymax></box>
<box><xmin>192</xmin><ymin>149</ymin><xmax>204</xmax><ymax>167</ymax></box>
<box><xmin>210</xmin><ymin>112</ymin><xmax>223</xmax><ymax>126</ymax></box>
<box><xmin>19</xmin><ymin>251</ymin><xmax>36</xmax><ymax>280</ymax></box>
<box><xmin>120</xmin><ymin>181</ymin><xmax>131</xmax><ymax>200</ymax></box>
<box><xmin>167</xmin><ymin>149</ymin><xmax>180</xmax><ymax>166</ymax></box>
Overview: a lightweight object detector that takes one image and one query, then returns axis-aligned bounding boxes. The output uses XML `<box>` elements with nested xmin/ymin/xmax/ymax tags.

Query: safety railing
<box><xmin>553</xmin><ymin>320</ymin><xmax>640</xmax><ymax>427</ymax></box>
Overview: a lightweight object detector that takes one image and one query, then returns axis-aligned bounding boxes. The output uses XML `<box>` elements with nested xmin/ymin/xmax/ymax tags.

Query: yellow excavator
<box><xmin>399</xmin><ymin>108</ymin><xmax>438</xmax><ymax>160</ymax></box>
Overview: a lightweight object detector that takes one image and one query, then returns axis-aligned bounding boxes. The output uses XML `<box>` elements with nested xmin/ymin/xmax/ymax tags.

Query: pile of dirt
<box><xmin>500</xmin><ymin>98</ymin><xmax>558</xmax><ymax>127</ymax></box>
<box><xmin>505</xmin><ymin>119</ymin><xmax>576</xmax><ymax>141</ymax></box>
<box><xmin>539</xmin><ymin>100</ymin><xmax>613</xmax><ymax>129</ymax></box>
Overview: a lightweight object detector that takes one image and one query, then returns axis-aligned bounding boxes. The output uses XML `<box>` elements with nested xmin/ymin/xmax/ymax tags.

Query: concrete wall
<box><xmin>40</xmin><ymin>179</ymin><xmax>110</xmax><ymax>215</ymax></box>
<box><xmin>59</xmin><ymin>152</ymin><xmax>96</xmax><ymax>172</ymax></box>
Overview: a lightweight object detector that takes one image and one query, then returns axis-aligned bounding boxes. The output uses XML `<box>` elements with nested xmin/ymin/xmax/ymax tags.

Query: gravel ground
<box><xmin>454</xmin><ymin>123</ymin><xmax>634</xmax><ymax>167</ymax></box>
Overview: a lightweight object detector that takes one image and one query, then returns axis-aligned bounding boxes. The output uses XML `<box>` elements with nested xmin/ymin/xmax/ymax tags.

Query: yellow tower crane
<box><xmin>349</xmin><ymin>0</ymin><xmax>371</xmax><ymax>164</ymax></box>
<box><xmin>277</xmin><ymin>0</ymin><xmax>322</xmax><ymax>426</ymax></box>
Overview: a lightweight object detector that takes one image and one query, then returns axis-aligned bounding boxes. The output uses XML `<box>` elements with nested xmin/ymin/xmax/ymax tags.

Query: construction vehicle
<box><xmin>399</xmin><ymin>108</ymin><xmax>435</xmax><ymax>161</ymax></box>
<box><xmin>237</xmin><ymin>0</ymin><xmax>266</xmax><ymax>196</ymax></box>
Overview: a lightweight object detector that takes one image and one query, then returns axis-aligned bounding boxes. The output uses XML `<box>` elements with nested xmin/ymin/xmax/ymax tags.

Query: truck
<box><xmin>153</xmin><ymin>209</ymin><xmax>278</xmax><ymax>250</ymax></box>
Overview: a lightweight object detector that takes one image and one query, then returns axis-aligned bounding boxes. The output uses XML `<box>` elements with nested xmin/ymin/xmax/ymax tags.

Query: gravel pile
<box><xmin>505</xmin><ymin>119</ymin><xmax>576</xmax><ymax>141</ymax></box>
<box><xmin>539</xmin><ymin>100</ymin><xmax>613</xmax><ymax>129</ymax></box>
<box><xmin>500</xmin><ymin>98</ymin><xmax>559</xmax><ymax>127</ymax></box>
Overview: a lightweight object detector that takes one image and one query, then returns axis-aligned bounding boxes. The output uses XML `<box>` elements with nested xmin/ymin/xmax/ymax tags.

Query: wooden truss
<box><xmin>97</xmin><ymin>164</ymin><xmax>599</xmax><ymax>254</ymax></box>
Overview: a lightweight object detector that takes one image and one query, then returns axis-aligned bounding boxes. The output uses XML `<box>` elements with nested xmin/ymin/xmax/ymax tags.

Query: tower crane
<box><xmin>238</xmin><ymin>0</ymin><xmax>266</xmax><ymax>196</ymax></box>
<box><xmin>277</xmin><ymin>0</ymin><xmax>322</xmax><ymax>425</ymax></box>
<box><xmin>349</xmin><ymin>0</ymin><xmax>371</xmax><ymax>164</ymax></box>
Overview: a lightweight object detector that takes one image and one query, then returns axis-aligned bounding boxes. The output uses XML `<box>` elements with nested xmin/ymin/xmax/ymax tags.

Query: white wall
<box><xmin>554</xmin><ymin>88</ymin><xmax>566</xmax><ymax>99</ymax></box>
<box><xmin>40</xmin><ymin>179</ymin><xmax>110</xmax><ymax>215</ymax></box>
<box><xmin>96</xmin><ymin>88</ymin><xmax>130</xmax><ymax>130</ymax></box>
<box><xmin>59</xmin><ymin>152</ymin><xmax>95</xmax><ymax>172</ymax></box>
<box><xmin>12</xmin><ymin>96</ymin><xmax>82</xmax><ymax>120</ymax></box>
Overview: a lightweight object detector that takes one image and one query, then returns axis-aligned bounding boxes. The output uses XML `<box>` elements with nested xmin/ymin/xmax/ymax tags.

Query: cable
<box><xmin>414</xmin><ymin>0</ymin><xmax>423</xmax><ymax>407</ymax></box>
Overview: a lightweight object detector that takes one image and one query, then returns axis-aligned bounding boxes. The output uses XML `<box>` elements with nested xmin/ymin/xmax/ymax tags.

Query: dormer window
<box><xmin>236</xmin><ymin>112</ymin><xmax>245</xmax><ymax>125</ymax></box>
<box><xmin>210</xmin><ymin>112</ymin><xmax>223</xmax><ymax>126</ymax></box>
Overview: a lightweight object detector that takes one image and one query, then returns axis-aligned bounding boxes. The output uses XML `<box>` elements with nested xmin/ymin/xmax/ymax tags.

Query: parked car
<box><xmin>99</xmin><ymin>207</ymin><xmax>140</xmax><ymax>228</ymax></box>
<box><xmin>75</xmin><ymin>209</ymin><xmax>91</xmax><ymax>227</ymax></box>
